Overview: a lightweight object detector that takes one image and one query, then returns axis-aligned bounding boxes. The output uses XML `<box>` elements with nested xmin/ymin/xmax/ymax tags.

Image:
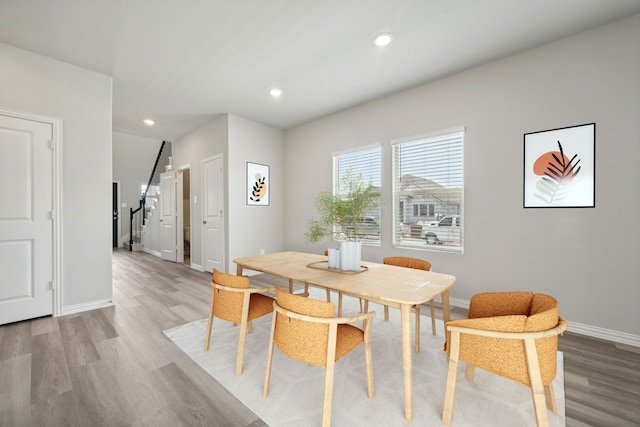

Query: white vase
<box><xmin>327</xmin><ymin>248</ymin><xmax>341</xmax><ymax>269</ymax></box>
<box><xmin>340</xmin><ymin>241</ymin><xmax>362</xmax><ymax>271</ymax></box>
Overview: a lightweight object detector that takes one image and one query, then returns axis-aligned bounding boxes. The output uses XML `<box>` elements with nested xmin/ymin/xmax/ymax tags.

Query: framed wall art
<box><xmin>523</xmin><ymin>123</ymin><xmax>595</xmax><ymax>208</ymax></box>
<box><xmin>247</xmin><ymin>162</ymin><xmax>269</xmax><ymax>206</ymax></box>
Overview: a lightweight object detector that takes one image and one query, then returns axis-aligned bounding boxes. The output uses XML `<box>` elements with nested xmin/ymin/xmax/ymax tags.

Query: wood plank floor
<box><xmin>1</xmin><ymin>249</ymin><xmax>639</xmax><ymax>426</ymax></box>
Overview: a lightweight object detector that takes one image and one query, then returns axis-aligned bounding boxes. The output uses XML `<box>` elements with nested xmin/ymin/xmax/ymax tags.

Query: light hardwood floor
<box><xmin>1</xmin><ymin>249</ymin><xmax>638</xmax><ymax>426</ymax></box>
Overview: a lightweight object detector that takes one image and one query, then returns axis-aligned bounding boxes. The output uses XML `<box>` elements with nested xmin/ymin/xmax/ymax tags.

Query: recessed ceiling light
<box><xmin>270</xmin><ymin>88</ymin><xmax>282</xmax><ymax>98</ymax></box>
<box><xmin>143</xmin><ymin>119</ymin><xmax>155</xmax><ymax>126</ymax></box>
<box><xmin>374</xmin><ymin>32</ymin><xmax>393</xmax><ymax>47</ymax></box>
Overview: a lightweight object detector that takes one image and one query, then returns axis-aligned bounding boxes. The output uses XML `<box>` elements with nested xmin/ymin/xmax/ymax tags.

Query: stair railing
<box><xmin>129</xmin><ymin>141</ymin><xmax>167</xmax><ymax>251</ymax></box>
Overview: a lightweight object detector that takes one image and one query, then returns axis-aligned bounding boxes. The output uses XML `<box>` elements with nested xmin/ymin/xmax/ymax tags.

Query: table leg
<box><xmin>441</xmin><ymin>290</ymin><xmax>451</xmax><ymax>323</ymax></box>
<box><xmin>236</xmin><ymin>265</ymin><xmax>243</xmax><ymax>276</ymax></box>
<box><xmin>400</xmin><ymin>303</ymin><xmax>413</xmax><ymax>421</ymax></box>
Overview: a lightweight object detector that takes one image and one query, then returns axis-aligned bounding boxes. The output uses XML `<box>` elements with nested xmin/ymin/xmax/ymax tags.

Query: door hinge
<box><xmin>48</xmin><ymin>139</ymin><xmax>55</xmax><ymax>150</ymax></box>
<box><xmin>47</xmin><ymin>281</ymin><xmax>55</xmax><ymax>291</ymax></box>
<box><xmin>49</xmin><ymin>210</ymin><xmax>55</xmax><ymax>220</ymax></box>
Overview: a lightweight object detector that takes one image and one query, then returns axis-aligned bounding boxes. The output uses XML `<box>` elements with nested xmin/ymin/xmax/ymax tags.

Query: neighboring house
<box><xmin>398</xmin><ymin>175</ymin><xmax>461</xmax><ymax>225</ymax></box>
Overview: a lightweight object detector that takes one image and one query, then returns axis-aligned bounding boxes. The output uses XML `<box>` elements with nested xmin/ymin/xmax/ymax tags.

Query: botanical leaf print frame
<box><xmin>524</xmin><ymin>123</ymin><xmax>595</xmax><ymax>208</ymax></box>
<box><xmin>247</xmin><ymin>162</ymin><xmax>269</xmax><ymax>206</ymax></box>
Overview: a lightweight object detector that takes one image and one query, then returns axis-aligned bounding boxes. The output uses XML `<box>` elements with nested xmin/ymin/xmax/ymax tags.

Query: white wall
<box><xmin>112</xmin><ymin>132</ymin><xmax>163</xmax><ymax>245</ymax></box>
<box><xmin>172</xmin><ymin>115</ymin><xmax>228</xmax><ymax>270</ymax></box>
<box><xmin>0</xmin><ymin>42</ymin><xmax>113</xmax><ymax>311</ymax></box>
<box><xmin>228</xmin><ymin>114</ymin><xmax>285</xmax><ymax>271</ymax></box>
<box><xmin>284</xmin><ymin>15</ymin><xmax>640</xmax><ymax>341</ymax></box>
<box><xmin>172</xmin><ymin>114</ymin><xmax>286</xmax><ymax>272</ymax></box>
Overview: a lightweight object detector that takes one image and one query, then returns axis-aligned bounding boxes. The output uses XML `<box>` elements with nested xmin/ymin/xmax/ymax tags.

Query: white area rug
<box><xmin>163</xmin><ymin>288</ymin><xmax>565</xmax><ymax>426</ymax></box>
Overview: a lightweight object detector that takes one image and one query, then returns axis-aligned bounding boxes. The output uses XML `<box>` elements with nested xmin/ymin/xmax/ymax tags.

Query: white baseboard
<box><xmin>447</xmin><ymin>297</ymin><xmax>639</xmax><ymax>347</ymax></box>
<box><xmin>61</xmin><ymin>298</ymin><xmax>114</xmax><ymax>316</ymax></box>
<box><xmin>449</xmin><ymin>296</ymin><xmax>470</xmax><ymax>310</ymax></box>
<box><xmin>143</xmin><ymin>248</ymin><xmax>161</xmax><ymax>257</ymax></box>
<box><xmin>191</xmin><ymin>263</ymin><xmax>204</xmax><ymax>272</ymax></box>
<box><xmin>567</xmin><ymin>321</ymin><xmax>640</xmax><ymax>347</ymax></box>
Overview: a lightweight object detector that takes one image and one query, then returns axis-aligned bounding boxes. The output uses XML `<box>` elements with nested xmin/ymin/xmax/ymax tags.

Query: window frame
<box><xmin>332</xmin><ymin>144</ymin><xmax>382</xmax><ymax>245</ymax></box>
<box><xmin>391</xmin><ymin>127</ymin><xmax>465</xmax><ymax>254</ymax></box>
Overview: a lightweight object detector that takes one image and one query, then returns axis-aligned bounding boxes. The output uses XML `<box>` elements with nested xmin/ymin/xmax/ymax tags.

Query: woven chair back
<box><xmin>212</xmin><ymin>269</ymin><xmax>249</xmax><ymax>323</ymax></box>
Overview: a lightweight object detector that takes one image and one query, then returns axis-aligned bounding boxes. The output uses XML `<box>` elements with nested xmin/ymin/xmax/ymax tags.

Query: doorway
<box><xmin>0</xmin><ymin>109</ymin><xmax>61</xmax><ymax>324</ymax></box>
<box><xmin>201</xmin><ymin>154</ymin><xmax>225</xmax><ymax>273</ymax></box>
<box><xmin>181</xmin><ymin>169</ymin><xmax>191</xmax><ymax>266</ymax></box>
<box><xmin>112</xmin><ymin>181</ymin><xmax>120</xmax><ymax>247</ymax></box>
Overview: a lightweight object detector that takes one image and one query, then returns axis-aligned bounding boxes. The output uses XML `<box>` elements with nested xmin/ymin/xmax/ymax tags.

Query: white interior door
<box><xmin>160</xmin><ymin>171</ymin><xmax>177</xmax><ymax>262</ymax></box>
<box><xmin>0</xmin><ymin>113</ymin><xmax>54</xmax><ymax>324</ymax></box>
<box><xmin>202</xmin><ymin>154</ymin><xmax>225</xmax><ymax>273</ymax></box>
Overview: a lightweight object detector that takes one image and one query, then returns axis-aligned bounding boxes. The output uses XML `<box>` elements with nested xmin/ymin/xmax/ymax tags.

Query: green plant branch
<box><xmin>306</xmin><ymin>169</ymin><xmax>382</xmax><ymax>244</ymax></box>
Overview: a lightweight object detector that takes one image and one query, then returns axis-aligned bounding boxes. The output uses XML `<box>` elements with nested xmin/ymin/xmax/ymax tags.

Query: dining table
<box><xmin>234</xmin><ymin>251</ymin><xmax>457</xmax><ymax>422</ymax></box>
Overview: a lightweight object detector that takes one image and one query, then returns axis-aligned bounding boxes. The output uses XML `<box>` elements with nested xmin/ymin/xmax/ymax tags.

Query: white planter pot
<box><xmin>327</xmin><ymin>248</ymin><xmax>341</xmax><ymax>269</ymax></box>
<box><xmin>340</xmin><ymin>241</ymin><xmax>362</xmax><ymax>271</ymax></box>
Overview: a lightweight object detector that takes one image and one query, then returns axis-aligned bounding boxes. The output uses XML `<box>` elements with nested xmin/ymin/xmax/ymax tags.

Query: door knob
<box><xmin>203</xmin><ymin>220</ymin><xmax>207</xmax><ymax>224</ymax></box>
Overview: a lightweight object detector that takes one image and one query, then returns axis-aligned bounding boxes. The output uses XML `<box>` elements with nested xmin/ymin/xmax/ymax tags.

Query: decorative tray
<box><xmin>306</xmin><ymin>261</ymin><xmax>368</xmax><ymax>274</ymax></box>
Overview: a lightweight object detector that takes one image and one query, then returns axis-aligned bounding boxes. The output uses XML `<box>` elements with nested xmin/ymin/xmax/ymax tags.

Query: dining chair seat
<box><xmin>204</xmin><ymin>269</ymin><xmax>275</xmax><ymax>376</ymax></box>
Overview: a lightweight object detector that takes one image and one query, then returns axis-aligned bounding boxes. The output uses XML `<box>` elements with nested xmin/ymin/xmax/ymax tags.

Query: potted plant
<box><xmin>306</xmin><ymin>170</ymin><xmax>382</xmax><ymax>271</ymax></box>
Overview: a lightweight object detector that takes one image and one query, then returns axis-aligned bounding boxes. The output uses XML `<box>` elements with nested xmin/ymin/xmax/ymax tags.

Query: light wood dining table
<box><xmin>234</xmin><ymin>251</ymin><xmax>457</xmax><ymax>422</ymax></box>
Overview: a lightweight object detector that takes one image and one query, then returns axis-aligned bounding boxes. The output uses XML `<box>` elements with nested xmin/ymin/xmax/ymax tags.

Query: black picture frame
<box><xmin>246</xmin><ymin>162</ymin><xmax>269</xmax><ymax>206</ymax></box>
<box><xmin>523</xmin><ymin>123</ymin><xmax>595</xmax><ymax>208</ymax></box>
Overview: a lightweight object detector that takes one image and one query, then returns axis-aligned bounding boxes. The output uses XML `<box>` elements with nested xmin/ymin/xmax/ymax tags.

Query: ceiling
<box><xmin>1</xmin><ymin>1</ymin><xmax>639</xmax><ymax>141</ymax></box>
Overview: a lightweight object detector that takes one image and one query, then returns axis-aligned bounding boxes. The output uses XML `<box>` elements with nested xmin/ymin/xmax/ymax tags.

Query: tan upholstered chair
<box><xmin>263</xmin><ymin>288</ymin><xmax>376</xmax><ymax>427</ymax></box>
<box><xmin>380</xmin><ymin>256</ymin><xmax>434</xmax><ymax>353</ymax></box>
<box><xmin>442</xmin><ymin>292</ymin><xmax>567</xmax><ymax>427</ymax></box>
<box><xmin>204</xmin><ymin>269</ymin><xmax>275</xmax><ymax>376</ymax></box>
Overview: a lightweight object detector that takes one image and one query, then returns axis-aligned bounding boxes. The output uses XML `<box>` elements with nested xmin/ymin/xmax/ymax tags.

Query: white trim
<box><xmin>62</xmin><ymin>298</ymin><xmax>114</xmax><ymax>316</ymax></box>
<box><xmin>191</xmin><ymin>263</ymin><xmax>205</xmax><ymax>272</ymax></box>
<box><xmin>143</xmin><ymin>247</ymin><xmax>161</xmax><ymax>257</ymax></box>
<box><xmin>567</xmin><ymin>322</ymin><xmax>640</xmax><ymax>347</ymax></box>
<box><xmin>393</xmin><ymin>242</ymin><xmax>465</xmax><ymax>255</ymax></box>
<box><xmin>447</xmin><ymin>297</ymin><xmax>639</xmax><ymax>347</ymax></box>
<box><xmin>53</xmin><ymin>117</ymin><xmax>63</xmax><ymax>317</ymax></box>
<box><xmin>0</xmin><ymin>108</ymin><xmax>63</xmax><ymax>318</ymax></box>
<box><xmin>449</xmin><ymin>297</ymin><xmax>470</xmax><ymax>310</ymax></box>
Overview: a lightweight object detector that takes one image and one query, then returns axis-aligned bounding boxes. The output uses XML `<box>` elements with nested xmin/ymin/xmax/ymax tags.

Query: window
<box><xmin>392</xmin><ymin>128</ymin><xmax>464</xmax><ymax>252</ymax></box>
<box><xmin>413</xmin><ymin>203</ymin><xmax>435</xmax><ymax>217</ymax></box>
<box><xmin>334</xmin><ymin>145</ymin><xmax>382</xmax><ymax>243</ymax></box>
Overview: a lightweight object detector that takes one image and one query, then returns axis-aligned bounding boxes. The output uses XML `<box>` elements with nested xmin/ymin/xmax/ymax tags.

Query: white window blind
<box><xmin>392</xmin><ymin>129</ymin><xmax>464</xmax><ymax>252</ymax></box>
<box><xmin>334</xmin><ymin>145</ymin><xmax>382</xmax><ymax>243</ymax></box>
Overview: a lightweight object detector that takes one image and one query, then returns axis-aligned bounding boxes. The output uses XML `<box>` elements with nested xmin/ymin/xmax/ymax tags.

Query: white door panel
<box><xmin>202</xmin><ymin>155</ymin><xmax>225</xmax><ymax>273</ymax></box>
<box><xmin>160</xmin><ymin>171</ymin><xmax>177</xmax><ymax>262</ymax></box>
<box><xmin>0</xmin><ymin>114</ymin><xmax>53</xmax><ymax>324</ymax></box>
